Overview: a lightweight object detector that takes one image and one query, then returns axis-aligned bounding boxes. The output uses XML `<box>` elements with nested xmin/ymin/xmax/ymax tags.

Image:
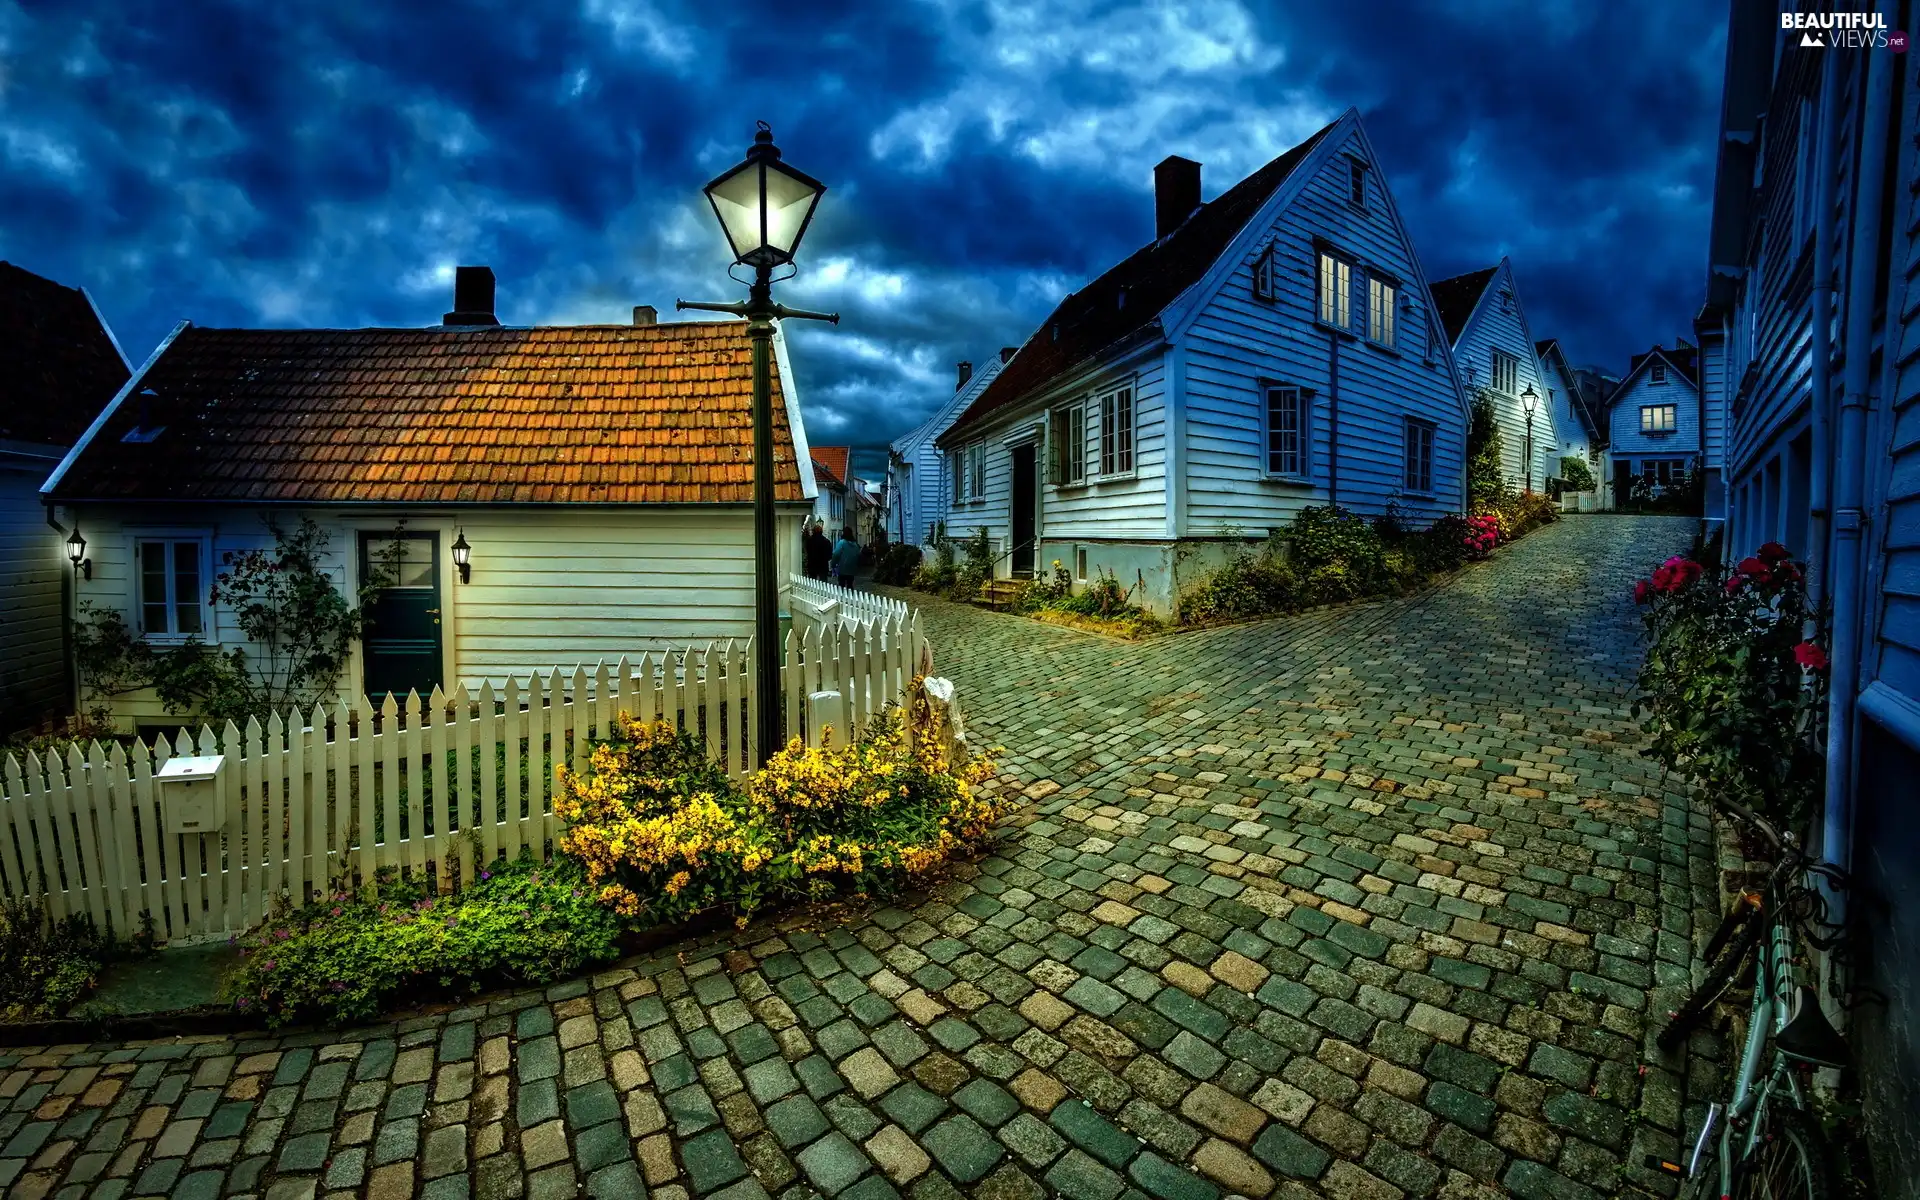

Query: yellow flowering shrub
<box><xmin>556</xmin><ymin>697</ymin><xmax>1007</xmax><ymax>930</ymax></box>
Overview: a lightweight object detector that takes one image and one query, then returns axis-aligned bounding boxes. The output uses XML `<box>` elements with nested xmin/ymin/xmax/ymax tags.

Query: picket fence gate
<box><xmin>789</xmin><ymin>573</ymin><xmax>909</xmax><ymax>631</ymax></box>
<box><xmin>0</xmin><ymin>613</ymin><xmax>925</xmax><ymax>944</ymax></box>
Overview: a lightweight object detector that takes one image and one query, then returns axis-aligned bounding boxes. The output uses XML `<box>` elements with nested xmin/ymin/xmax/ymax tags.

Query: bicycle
<box><xmin>1646</xmin><ymin>797</ymin><xmax>1850</xmax><ymax>1198</ymax></box>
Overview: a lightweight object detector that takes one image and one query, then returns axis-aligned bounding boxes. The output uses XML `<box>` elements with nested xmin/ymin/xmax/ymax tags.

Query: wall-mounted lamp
<box><xmin>451</xmin><ymin>530</ymin><xmax>472</xmax><ymax>584</ymax></box>
<box><xmin>66</xmin><ymin>526</ymin><xmax>91</xmax><ymax>581</ymax></box>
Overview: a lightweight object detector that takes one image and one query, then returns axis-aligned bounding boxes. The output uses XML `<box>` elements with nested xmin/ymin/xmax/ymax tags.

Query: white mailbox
<box><xmin>156</xmin><ymin>755</ymin><xmax>226</xmax><ymax>835</ymax></box>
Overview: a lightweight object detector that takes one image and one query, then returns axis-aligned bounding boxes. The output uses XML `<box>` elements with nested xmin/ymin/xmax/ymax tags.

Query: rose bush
<box><xmin>1631</xmin><ymin>541</ymin><xmax>1827</xmax><ymax>826</ymax></box>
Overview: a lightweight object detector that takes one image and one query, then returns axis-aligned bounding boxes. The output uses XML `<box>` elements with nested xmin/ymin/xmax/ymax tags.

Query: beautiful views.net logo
<box><xmin>1781</xmin><ymin>10</ymin><xmax>1902</xmax><ymax>49</ymax></box>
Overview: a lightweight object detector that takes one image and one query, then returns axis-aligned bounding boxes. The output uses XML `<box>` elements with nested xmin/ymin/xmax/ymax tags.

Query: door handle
<box><xmin>425</xmin><ymin>608</ymin><xmax>441</xmax><ymax>615</ymax></box>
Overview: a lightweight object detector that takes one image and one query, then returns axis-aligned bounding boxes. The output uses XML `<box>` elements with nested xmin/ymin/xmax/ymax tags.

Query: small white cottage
<box><xmin>41</xmin><ymin>269</ymin><xmax>817</xmax><ymax>734</ymax></box>
<box><xmin>0</xmin><ymin>261</ymin><xmax>131</xmax><ymax>735</ymax></box>
<box><xmin>1605</xmin><ymin>343</ymin><xmax>1702</xmax><ymax>498</ymax></box>
<box><xmin>1532</xmin><ymin>338</ymin><xmax>1604</xmax><ymax>469</ymax></box>
<box><xmin>887</xmin><ymin>352</ymin><xmax>1011</xmax><ymax>547</ymax></box>
<box><xmin>1429</xmin><ymin>259</ymin><xmax>1560</xmax><ymax>493</ymax></box>
<box><xmin>932</xmin><ymin>108</ymin><xmax>1470</xmax><ymax>614</ymax></box>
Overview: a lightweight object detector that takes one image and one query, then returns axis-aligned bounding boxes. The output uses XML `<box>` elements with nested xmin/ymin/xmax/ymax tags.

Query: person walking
<box><xmin>831</xmin><ymin>527</ymin><xmax>861</xmax><ymax>587</ymax></box>
<box><xmin>803</xmin><ymin>520</ymin><xmax>833</xmax><ymax>581</ymax></box>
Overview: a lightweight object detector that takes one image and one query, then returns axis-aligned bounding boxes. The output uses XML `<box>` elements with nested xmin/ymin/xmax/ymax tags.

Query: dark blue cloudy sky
<box><xmin>2</xmin><ymin>0</ymin><xmax>1725</xmax><ymax>478</ymax></box>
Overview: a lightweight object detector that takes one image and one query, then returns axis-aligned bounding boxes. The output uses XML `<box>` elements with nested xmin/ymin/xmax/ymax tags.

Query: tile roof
<box><xmin>49</xmin><ymin>322</ymin><xmax>807</xmax><ymax>505</ymax></box>
<box><xmin>1428</xmin><ymin>265</ymin><xmax>1499</xmax><ymax>347</ymax></box>
<box><xmin>0</xmin><ymin>261</ymin><xmax>129</xmax><ymax>447</ymax></box>
<box><xmin>940</xmin><ymin>121</ymin><xmax>1335</xmax><ymax>445</ymax></box>
<box><xmin>810</xmin><ymin>446</ymin><xmax>850</xmax><ymax>488</ymax></box>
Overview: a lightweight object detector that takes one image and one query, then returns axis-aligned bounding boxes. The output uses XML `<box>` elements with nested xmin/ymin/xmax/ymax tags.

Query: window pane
<box><xmin>1336</xmin><ymin>261</ymin><xmax>1351</xmax><ymax>327</ymax></box>
<box><xmin>141</xmin><ymin>541</ymin><xmax>169</xmax><ymax>634</ymax></box>
<box><xmin>1318</xmin><ymin>254</ymin><xmax>1335</xmax><ymax>323</ymax></box>
<box><xmin>1114</xmin><ymin>390</ymin><xmax>1133</xmax><ymax>472</ymax></box>
<box><xmin>171</xmin><ymin>542</ymin><xmax>202</xmax><ymax>635</ymax></box>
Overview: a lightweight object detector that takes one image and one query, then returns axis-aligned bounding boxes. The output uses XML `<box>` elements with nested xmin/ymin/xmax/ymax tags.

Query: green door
<box><xmin>360</xmin><ymin>532</ymin><xmax>443</xmax><ymax>703</ymax></box>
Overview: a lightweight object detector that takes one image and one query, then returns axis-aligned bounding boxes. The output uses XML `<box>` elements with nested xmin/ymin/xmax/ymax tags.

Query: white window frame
<box><xmin>1317</xmin><ymin>249</ymin><xmax>1353</xmax><ymax>330</ymax></box>
<box><xmin>1252</xmin><ymin>242</ymin><xmax>1277</xmax><ymax>303</ymax></box>
<box><xmin>1367</xmin><ymin>276</ymin><xmax>1396</xmax><ymax>348</ymax></box>
<box><xmin>1095</xmin><ymin>383</ymin><xmax>1135</xmax><ymax>477</ymax></box>
<box><xmin>1403</xmin><ymin>417</ymin><xmax>1436</xmax><ymax>495</ymax></box>
<box><xmin>1490</xmin><ymin>349</ymin><xmax>1519</xmax><ymax>396</ymax></box>
<box><xmin>1650</xmin><ymin>361</ymin><xmax>1667</xmax><ymax>385</ymax></box>
<box><xmin>1049</xmin><ymin>401</ymin><xmax>1087</xmax><ymax>487</ymax></box>
<box><xmin>133</xmin><ymin>532</ymin><xmax>214</xmax><ymax>644</ymax></box>
<box><xmin>951</xmin><ymin>451</ymin><xmax>966</xmax><ymax>504</ymax></box>
<box><xmin>968</xmin><ymin>443</ymin><xmax>986</xmax><ymax>501</ymax></box>
<box><xmin>1641</xmin><ymin>404</ymin><xmax>1677</xmax><ymax>434</ymax></box>
<box><xmin>1263</xmin><ymin>384</ymin><xmax>1312</xmax><ymax>480</ymax></box>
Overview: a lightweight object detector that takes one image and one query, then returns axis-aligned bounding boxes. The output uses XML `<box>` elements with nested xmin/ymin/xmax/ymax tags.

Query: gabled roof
<box><xmin>811</xmin><ymin>446</ymin><xmax>850</xmax><ymax>489</ymax></box>
<box><xmin>1623</xmin><ymin>344</ymin><xmax>1700</xmax><ymax>391</ymax></box>
<box><xmin>940</xmin><ymin>120</ymin><xmax>1335</xmax><ymax>446</ymax></box>
<box><xmin>0</xmin><ymin>261</ymin><xmax>131</xmax><ymax>447</ymax></box>
<box><xmin>47</xmin><ymin>322</ymin><xmax>809</xmax><ymax>505</ymax></box>
<box><xmin>1428</xmin><ymin>265</ymin><xmax>1499</xmax><ymax>347</ymax></box>
<box><xmin>1534</xmin><ymin>338</ymin><xmax>1603</xmax><ymax>440</ymax></box>
<box><xmin>892</xmin><ymin>354</ymin><xmax>1008</xmax><ymax>459</ymax></box>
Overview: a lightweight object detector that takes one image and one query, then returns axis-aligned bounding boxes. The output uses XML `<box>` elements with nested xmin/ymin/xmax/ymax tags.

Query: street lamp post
<box><xmin>1519</xmin><ymin>383</ymin><xmax>1539</xmax><ymax>494</ymax></box>
<box><xmin>680</xmin><ymin>123</ymin><xmax>838</xmax><ymax>766</ymax></box>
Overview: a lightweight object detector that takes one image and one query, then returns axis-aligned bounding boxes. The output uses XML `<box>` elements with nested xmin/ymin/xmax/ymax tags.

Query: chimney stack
<box><xmin>1000</xmin><ymin>346</ymin><xmax>1017</xmax><ymax>363</ymax></box>
<box><xmin>632</xmin><ymin>305</ymin><xmax>657</xmax><ymax>327</ymax></box>
<box><xmin>443</xmin><ymin>266</ymin><xmax>500</xmax><ymax>326</ymax></box>
<box><xmin>1154</xmin><ymin>156</ymin><xmax>1201</xmax><ymax>239</ymax></box>
<box><xmin>956</xmin><ymin>361</ymin><xmax>972</xmax><ymax>391</ymax></box>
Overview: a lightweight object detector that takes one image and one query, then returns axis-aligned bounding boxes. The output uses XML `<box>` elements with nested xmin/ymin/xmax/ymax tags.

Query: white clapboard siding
<box><xmin>0</xmin><ymin>613</ymin><xmax>927</xmax><ymax>942</ymax></box>
<box><xmin>1444</xmin><ymin>260</ymin><xmax>1559</xmax><ymax>493</ymax></box>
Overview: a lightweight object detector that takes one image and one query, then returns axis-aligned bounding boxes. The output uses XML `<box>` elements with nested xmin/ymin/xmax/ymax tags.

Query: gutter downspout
<box><xmin>1821</xmin><ymin>24</ymin><xmax>1896</xmax><ymax>927</ymax></box>
<box><xmin>1327</xmin><ymin>327</ymin><xmax>1340</xmax><ymax>508</ymax></box>
<box><xmin>45</xmin><ymin>505</ymin><xmax>78</xmax><ymax>723</ymax></box>
<box><xmin>1806</xmin><ymin>51</ymin><xmax>1841</xmax><ymax>609</ymax></box>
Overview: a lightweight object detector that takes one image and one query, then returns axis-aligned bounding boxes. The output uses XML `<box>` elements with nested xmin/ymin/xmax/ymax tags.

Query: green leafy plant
<box><xmin>1467</xmin><ymin>390</ymin><xmax>1511</xmax><ymax>509</ymax></box>
<box><xmin>1559</xmin><ymin>455</ymin><xmax>1596</xmax><ymax>491</ymax></box>
<box><xmin>1631</xmin><ymin>542</ymin><xmax>1827</xmax><ymax>826</ymax></box>
<box><xmin>1290</xmin><ymin>505</ymin><xmax>1388</xmax><ymax>590</ymax></box>
<box><xmin>0</xmin><ymin>896</ymin><xmax>154</xmax><ymax>1020</ymax></box>
<box><xmin>911</xmin><ymin>522</ymin><xmax>958</xmax><ymax>593</ymax></box>
<box><xmin>225</xmin><ymin>855</ymin><xmax>623</xmax><ymax>1028</ymax></box>
<box><xmin>873</xmin><ymin>543</ymin><xmax>923</xmax><ymax>586</ymax></box>
<box><xmin>1179</xmin><ymin>545</ymin><xmax>1298</xmax><ymax>624</ymax></box>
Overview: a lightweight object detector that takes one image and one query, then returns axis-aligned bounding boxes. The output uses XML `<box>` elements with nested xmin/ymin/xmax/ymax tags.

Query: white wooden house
<box><xmin>1429</xmin><ymin>260</ymin><xmax>1560</xmax><ymax>493</ymax></box>
<box><xmin>40</xmin><ymin>268</ymin><xmax>817</xmax><ymax>736</ymax></box>
<box><xmin>0</xmin><ymin>261</ymin><xmax>131</xmax><ymax>735</ymax></box>
<box><xmin>1532</xmin><ymin>337</ymin><xmax>1603</xmax><ymax>469</ymax></box>
<box><xmin>887</xmin><ymin>353</ymin><xmax>1009</xmax><ymax>547</ymax></box>
<box><xmin>1603</xmin><ymin>344</ymin><xmax>1701</xmax><ymax>498</ymax></box>
<box><xmin>932</xmin><ymin>109</ymin><xmax>1470</xmax><ymax>614</ymax></box>
<box><xmin>809</xmin><ymin>445</ymin><xmax>850</xmax><ymax>534</ymax></box>
<box><xmin>1699</xmin><ymin>5</ymin><xmax>1917</xmax><ymax>1177</ymax></box>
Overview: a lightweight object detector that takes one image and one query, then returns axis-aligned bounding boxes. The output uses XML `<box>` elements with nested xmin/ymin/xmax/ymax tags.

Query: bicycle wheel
<box><xmin>1658</xmin><ymin>905</ymin><xmax>1764</xmax><ymax>1051</ymax></box>
<box><xmin>1733</xmin><ymin>1104</ymin><xmax>1835</xmax><ymax>1200</ymax></box>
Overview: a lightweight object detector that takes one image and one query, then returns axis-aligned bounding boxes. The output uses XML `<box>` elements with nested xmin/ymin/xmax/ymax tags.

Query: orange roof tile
<box><xmin>50</xmin><ymin>322</ymin><xmax>808</xmax><ymax>505</ymax></box>
<box><xmin>811</xmin><ymin>445</ymin><xmax>850</xmax><ymax>486</ymax></box>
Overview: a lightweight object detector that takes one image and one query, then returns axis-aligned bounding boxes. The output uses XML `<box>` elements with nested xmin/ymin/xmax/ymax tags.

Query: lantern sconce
<box><xmin>66</xmin><ymin>526</ymin><xmax>91</xmax><ymax>581</ymax></box>
<box><xmin>451</xmin><ymin>530</ymin><xmax>472</xmax><ymax>584</ymax></box>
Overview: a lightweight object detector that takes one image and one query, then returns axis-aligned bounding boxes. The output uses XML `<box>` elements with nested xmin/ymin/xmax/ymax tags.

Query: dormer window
<box><xmin>1252</xmin><ymin>243</ymin><xmax>1277</xmax><ymax>302</ymax></box>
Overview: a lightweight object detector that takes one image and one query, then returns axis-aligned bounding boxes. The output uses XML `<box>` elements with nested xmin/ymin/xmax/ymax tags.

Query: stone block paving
<box><xmin>0</xmin><ymin>517</ymin><xmax>1713</xmax><ymax>1199</ymax></box>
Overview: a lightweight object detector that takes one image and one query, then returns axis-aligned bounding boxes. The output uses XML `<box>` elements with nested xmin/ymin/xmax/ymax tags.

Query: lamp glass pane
<box><xmin>761</xmin><ymin>162</ymin><xmax>821</xmax><ymax>257</ymax></box>
<box><xmin>705</xmin><ymin>161</ymin><xmax>766</xmax><ymax>261</ymax></box>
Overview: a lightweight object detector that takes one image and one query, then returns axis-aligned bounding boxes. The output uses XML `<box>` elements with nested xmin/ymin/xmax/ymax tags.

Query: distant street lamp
<box><xmin>1519</xmin><ymin>383</ymin><xmax>1540</xmax><ymax>494</ymax></box>
<box><xmin>680</xmin><ymin>123</ymin><xmax>839</xmax><ymax>766</ymax></box>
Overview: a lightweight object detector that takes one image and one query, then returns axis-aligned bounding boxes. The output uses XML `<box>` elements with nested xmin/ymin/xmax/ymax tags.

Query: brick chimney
<box><xmin>632</xmin><ymin>305</ymin><xmax>657</xmax><ymax>326</ymax></box>
<box><xmin>1154</xmin><ymin>156</ymin><xmax>1201</xmax><ymax>239</ymax></box>
<box><xmin>956</xmin><ymin>361</ymin><xmax>972</xmax><ymax>391</ymax></box>
<box><xmin>442</xmin><ymin>266</ymin><xmax>499</xmax><ymax>326</ymax></box>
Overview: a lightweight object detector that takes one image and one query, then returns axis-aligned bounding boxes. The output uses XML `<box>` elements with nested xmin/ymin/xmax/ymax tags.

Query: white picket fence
<box><xmin>0</xmin><ymin>614</ymin><xmax>925</xmax><ymax>944</ymax></box>
<box><xmin>790</xmin><ymin>574</ymin><xmax>909</xmax><ymax>632</ymax></box>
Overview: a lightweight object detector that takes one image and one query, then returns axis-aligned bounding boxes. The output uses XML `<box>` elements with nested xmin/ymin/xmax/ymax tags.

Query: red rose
<box><xmin>1758</xmin><ymin>542</ymin><xmax>1790</xmax><ymax>563</ymax></box>
<box><xmin>1737</xmin><ymin>556</ymin><xmax>1769</xmax><ymax>578</ymax></box>
<box><xmin>1634</xmin><ymin>580</ymin><xmax>1652</xmax><ymax>604</ymax></box>
<box><xmin>1723</xmin><ymin>576</ymin><xmax>1744</xmax><ymax>595</ymax></box>
<box><xmin>1794</xmin><ymin>641</ymin><xmax>1830</xmax><ymax>670</ymax></box>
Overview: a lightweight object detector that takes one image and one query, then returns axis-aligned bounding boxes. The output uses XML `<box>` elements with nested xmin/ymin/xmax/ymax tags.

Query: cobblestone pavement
<box><xmin>0</xmin><ymin>516</ymin><xmax>1713</xmax><ymax>1200</ymax></box>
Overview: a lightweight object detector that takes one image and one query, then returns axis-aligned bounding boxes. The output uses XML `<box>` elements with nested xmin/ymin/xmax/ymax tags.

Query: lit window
<box><xmin>1266</xmin><ymin>386</ymin><xmax>1309</xmax><ymax>477</ymax></box>
<box><xmin>1317</xmin><ymin>251</ymin><xmax>1352</xmax><ymax>328</ymax></box>
<box><xmin>1641</xmin><ymin>405</ymin><xmax>1677</xmax><ymax>433</ymax></box>
<box><xmin>138</xmin><ymin>539</ymin><xmax>206</xmax><ymax>638</ymax></box>
<box><xmin>1368</xmin><ymin>277</ymin><xmax>1396</xmax><ymax>347</ymax></box>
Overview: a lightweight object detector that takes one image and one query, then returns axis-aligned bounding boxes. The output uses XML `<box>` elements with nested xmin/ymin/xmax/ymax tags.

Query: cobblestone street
<box><xmin>0</xmin><ymin>515</ymin><xmax>1713</xmax><ymax>1200</ymax></box>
